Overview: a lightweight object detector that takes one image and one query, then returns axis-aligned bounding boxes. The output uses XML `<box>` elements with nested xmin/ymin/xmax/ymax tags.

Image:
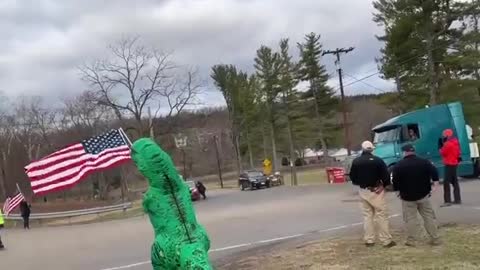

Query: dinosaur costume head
<box><xmin>131</xmin><ymin>138</ymin><xmax>212</xmax><ymax>270</ymax></box>
<box><xmin>131</xmin><ymin>138</ymin><xmax>179</xmax><ymax>190</ymax></box>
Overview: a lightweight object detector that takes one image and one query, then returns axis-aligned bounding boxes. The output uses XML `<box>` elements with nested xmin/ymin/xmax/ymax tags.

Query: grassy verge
<box><xmin>225</xmin><ymin>224</ymin><xmax>480</xmax><ymax>270</ymax></box>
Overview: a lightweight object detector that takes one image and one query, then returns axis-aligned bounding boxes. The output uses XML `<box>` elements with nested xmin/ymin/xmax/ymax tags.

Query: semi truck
<box><xmin>371</xmin><ymin>102</ymin><xmax>479</xmax><ymax>178</ymax></box>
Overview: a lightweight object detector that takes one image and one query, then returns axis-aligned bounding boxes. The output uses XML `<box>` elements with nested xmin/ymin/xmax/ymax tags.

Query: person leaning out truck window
<box><xmin>407</xmin><ymin>124</ymin><xmax>420</xmax><ymax>141</ymax></box>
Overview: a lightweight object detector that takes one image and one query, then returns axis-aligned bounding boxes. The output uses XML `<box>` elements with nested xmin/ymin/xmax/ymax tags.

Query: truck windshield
<box><xmin>374</xmin><ymin>126</ymin><xmax>401</xmax><ymax>143</ymax></box>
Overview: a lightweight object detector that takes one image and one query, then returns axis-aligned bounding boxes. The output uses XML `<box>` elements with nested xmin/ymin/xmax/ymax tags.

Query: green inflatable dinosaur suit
<box><xmin>131</xmin><ymin>138</ymin><xmax>212</xmax><ymax>270</ymax></box>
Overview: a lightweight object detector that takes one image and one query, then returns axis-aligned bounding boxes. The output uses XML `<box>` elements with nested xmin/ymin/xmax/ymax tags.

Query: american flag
<box><xmin>3</xmin><ymin>192</ymin><xmax>24</xmax><ymax>216</ymax></box>
<box><xmin>25</xmin><ymin>129</ymin><xmax>131</xmax><ymax>195</ymax></box>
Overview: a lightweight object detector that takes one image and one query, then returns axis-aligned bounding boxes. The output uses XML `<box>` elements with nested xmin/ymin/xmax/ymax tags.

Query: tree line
<box><xmin>2</xmin><ymin>0</ymin><xmax>479</xmax><ymax>199</ymax></box>
<box><xmin>211</xmin><ymin>33</ymin><xmax>342</xmax><ymax>185</ymax></box>
<box><xmin>212</xmin><ymin>0</ymin><xmax>480</xmax><ymax>184</ymax></box>
<box><xmin>374</xmin><ymin>0</ymin><xmax>480</xmax><ymax>126</ymax></box>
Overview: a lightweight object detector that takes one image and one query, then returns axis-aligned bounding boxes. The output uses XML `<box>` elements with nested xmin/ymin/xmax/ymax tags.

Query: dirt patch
<box><xmin>219</xmin><ymin>224</ymin><xmax>480</xmax><ymax>270</ymax></box>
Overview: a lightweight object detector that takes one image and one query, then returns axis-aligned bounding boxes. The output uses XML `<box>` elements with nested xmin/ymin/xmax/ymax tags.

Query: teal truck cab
<box><xmin>372</xmin><ymin>102</ymin><xmax>480</xmax><ymax>178</ymax></box>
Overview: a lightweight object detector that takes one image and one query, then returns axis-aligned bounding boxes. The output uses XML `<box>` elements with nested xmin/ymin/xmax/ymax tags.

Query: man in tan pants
<box><xmin>392</xmin><ymin>144</ymin><xmax>441</xmax><ymax>246</ymax></box>
<box><xmin>349</xmin><ymin>141</ymin><xmax>396</xmax><ymax>248</ymax></box>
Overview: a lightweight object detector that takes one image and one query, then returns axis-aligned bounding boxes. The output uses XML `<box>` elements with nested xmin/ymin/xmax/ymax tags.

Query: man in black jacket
<box><xmin>350</xmin><ymin>141</ymin><xmax>396</xmax><ymax>248</ymax></box>
<box><xmin>392</xmin><ymin>144</ymin><xmax>441</xmax><ymax>246</ymax></box>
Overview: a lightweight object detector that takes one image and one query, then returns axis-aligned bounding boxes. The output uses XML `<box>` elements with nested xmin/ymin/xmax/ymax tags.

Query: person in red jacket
<box><xmin>440</xmin><ymin>129</ymin><xmax>462</xmax><ymax>206</ymax></box>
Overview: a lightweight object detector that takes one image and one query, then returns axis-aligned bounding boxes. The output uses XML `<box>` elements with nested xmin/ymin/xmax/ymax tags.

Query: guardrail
<box><xmin>5</xmin><ymin>202</ymin><xmax>133</xmax><ymax>221</ymax></box>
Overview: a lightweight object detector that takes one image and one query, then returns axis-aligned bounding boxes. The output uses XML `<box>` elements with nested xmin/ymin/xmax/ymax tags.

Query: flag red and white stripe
<box><xmin>3</xmin><ymin>192</ymin><xmax>24</xmax><ymax>216</ymax></box>
<box><xmin>25</xmin><ymin>129</ymin><xmax>131</xmax><ymax>195</ymax></box>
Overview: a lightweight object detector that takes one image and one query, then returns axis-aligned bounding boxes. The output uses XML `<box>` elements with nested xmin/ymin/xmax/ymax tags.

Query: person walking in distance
<box><xmin>0</xmin><ymin>208</ymin><xmax>5</xmax><ymax>249</ymax></box>
<box><xmin>349</xmin><ymin>141</ymin><xmax>396</xmax><ymax>248</ymax></box>
<box><xmin>392</xmin><ymin>144</ymin><xmax>441</xmax><ymax>247</ymax></box>
<box><xmin>440</xmin><ymin>129</ymin><xmax>462</xmax><ymax>206</ymax></box>
<box><xmin>20</xmin><ymin>199</ymin><xmax>31</xmax><ymax>229</ymax></box>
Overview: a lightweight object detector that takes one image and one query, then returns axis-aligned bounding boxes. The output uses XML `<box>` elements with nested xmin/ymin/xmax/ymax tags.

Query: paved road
<box><xmin>2</xmin><ymin>181</ymin><xmax>480</xmax><ymax>270</ymax></box>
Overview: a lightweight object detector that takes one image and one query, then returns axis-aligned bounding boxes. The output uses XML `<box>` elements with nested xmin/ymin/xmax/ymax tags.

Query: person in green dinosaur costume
<box><xmin>131</xmin><ymin>138</ymin><xmax>212</xmax><ymax>270</ymax></box>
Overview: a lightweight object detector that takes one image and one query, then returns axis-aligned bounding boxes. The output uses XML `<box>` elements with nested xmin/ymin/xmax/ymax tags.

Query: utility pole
<box><xmin>148</xmin><ymin>106</ymin><xmax>154</xmax><ymax>139</ymax></box>
<box><xmin>213</xmin><ymin>135</ymin><xmax>224</xmax><ymax>189</ymax></box>
<box><xmin>174</xmin><ymin>134</ymin><xmax>188</xmax><ymax>179</ymax></box>
<box><xmin>323</xmin><ymin>47</ymin><xmax>354</xmax><ymax>156</ymax></box>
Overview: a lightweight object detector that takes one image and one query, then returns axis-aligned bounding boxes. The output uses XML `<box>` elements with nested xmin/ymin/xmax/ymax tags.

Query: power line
<box><xmin>338</xmin><ymin>44</ymin><xmax>456</xmax><ymax>90</ymax></box>
<box><xmin>343</xmin><ymin>73</ymin><xmax>386</xmax><ymax>93</ymax></box>
<box><xmin>337</xmin><ymin>72</ymin><xmax>379</xmax><ymax>90</ymax></box>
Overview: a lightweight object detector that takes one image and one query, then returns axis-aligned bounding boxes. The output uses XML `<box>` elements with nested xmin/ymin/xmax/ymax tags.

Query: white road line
<box><xmin>99</xmin><ymin>214</ymin><xmax>400</xmax><ymax>270</ymax></box>
<box><xmin>257</xmin><ymin>234</ymin><xmax>305</xmax><ymax>244</ymax></box>
<box><xmin>209</xmin><ymin>243</ymin><xmax>252</xmax><ymax>252</ymax></box>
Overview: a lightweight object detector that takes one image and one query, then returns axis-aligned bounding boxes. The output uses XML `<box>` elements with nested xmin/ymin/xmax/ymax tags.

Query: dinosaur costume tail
<box><xmin>180</xmin><ymin>242</ymin><xmax>213</xmax><ymax>270</ymax></box>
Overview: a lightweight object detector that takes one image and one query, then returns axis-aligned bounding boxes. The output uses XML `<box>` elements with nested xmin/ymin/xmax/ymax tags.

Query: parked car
<box><xmin>267</xmin><ymin>171</ymin><xmax>284</xmax><ymax>186</ymax></box>
<box><xmin>239</xmin><ymin>170</ymin><xmax>270</xmax><ymax>191</ymax></box>
<box><xmin>185</xmin><ymin>180</ymin><xmax>201</xmax><ymax>201</ymax></box>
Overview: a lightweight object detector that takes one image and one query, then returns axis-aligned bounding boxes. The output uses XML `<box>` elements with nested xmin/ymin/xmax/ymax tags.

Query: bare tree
<box><xmin>12</xmin><ymin>96</ymin><xmax>62</xmax><ymax>162</ymax></box>
<box><xmin>62</xmin><ymin>91</ymin><xmax>115</xmax><ymax>134</ymax></box>
<box><xmin>161</xmin><ymin>68</ymin><xmax>203</xmax><ymax>133</ymax></box>
<box><xmin>79</xmin><ymin>37</ymin><xmax>201</xmax><ymax>136</ymax></box>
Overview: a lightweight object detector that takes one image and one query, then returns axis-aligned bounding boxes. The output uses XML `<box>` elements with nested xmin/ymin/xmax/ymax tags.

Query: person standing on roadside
<box><xmin>392</xmin><ymin>144</ymin><xmax>441</xmax><ymax>247</ymax></box>
<box><xmin>20</xmin><ymin>199</ymin><xmax>31</xmax><ymax>230</ymax></box>
<box><xmin>440</xmin><ymin>129</ymin><xmax>462</xmax><ymax>206</ymax></box>
<box><xmin>349</xmin><ymin>141</ymin><xmax>396</xmax><ymax>248</ymax></box>
<box><xmin>0</xmin><ymin>208</ymin><xmax>5</xmax><ymax>249</ymax></box>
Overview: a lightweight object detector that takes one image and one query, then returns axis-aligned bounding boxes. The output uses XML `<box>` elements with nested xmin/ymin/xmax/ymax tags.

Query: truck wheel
<box><xmin>463</xmin><ymin>159</ymin><xmax>479</xmax><ymax>179</ymax></box>
<box><xmin>266</xmin><ymin>181</ymin><xmax>271</xmax><ymax>188</ymax></box>
<box><xmin>474</xmin><ymin>160</ymin><xmax>480</xmax><ymax>179</ymax></box>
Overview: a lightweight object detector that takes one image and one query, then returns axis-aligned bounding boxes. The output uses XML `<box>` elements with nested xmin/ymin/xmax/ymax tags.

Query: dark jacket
<box><xmin>392</xmin><ymin>155</ymin><xmax>439</xmax><ymax>201</ymax></box>
<box><xmin>20</xmin><ymin>201</ymin><xmax>31</xmax><ymax>217</ymax></box>
<box><xmin>440</xmin><ymin>137</ymin><xmax>461</xmax><ymax>166</ymax></box>
<box><xmin>349</xmin><ymin>152</ymin><xmax>390</xmax><ymax>189</ymax></box>
<box><xmin>195</xmin><ymin>181</ymin><xmax>206</xmax><ymax>194</ymax></box>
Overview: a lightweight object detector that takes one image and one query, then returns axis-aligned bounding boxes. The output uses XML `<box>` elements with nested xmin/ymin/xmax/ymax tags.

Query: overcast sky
<box><xmin>0</xmin><ymin>0</ymin><xmax>395</xmax><ymax>107</ymax></box>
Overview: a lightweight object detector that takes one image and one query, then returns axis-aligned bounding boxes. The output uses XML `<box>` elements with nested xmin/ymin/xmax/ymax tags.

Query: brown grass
<box><xmin>222</xmin><ymin>224</ymin><xmax>480</xmax><ymax>270</ymax></box>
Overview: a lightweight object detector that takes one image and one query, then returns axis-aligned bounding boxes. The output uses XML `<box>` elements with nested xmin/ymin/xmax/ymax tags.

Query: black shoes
<box><xmin>441</xmin><ymin>201</ymin><xmax>462</xmax><ymax>207</ymax></box>
<box><xmin>384</xmin><ymin>241</ymin><xmax>397</xmax><ymax>248</ymax></box>
<box><xmin>365</xmin><ymin>241</ymin><xmax>396</xmax><ymax>248</ymax></box>
<box><xmin>430</xmin><ymin>239</ymin><xmax>442</xmax><ymax>246</ymax></box>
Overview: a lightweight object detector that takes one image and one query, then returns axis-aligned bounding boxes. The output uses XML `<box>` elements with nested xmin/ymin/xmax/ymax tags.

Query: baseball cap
<box><xmin>401</xmin><ymin>144</ymin><xmax>415</xmax><ymax>152</ymax></box>
<box><xmin>361</xmin><ymin>141</ymin><xmax>375</xmax><ymax>151</ymax></box>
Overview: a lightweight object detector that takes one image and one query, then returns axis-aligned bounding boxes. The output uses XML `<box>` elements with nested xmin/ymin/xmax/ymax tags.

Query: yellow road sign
<box><xmin>263</xmin><ymin>159</ymin><xmax>272</xmax><ymax>175</ymax></box>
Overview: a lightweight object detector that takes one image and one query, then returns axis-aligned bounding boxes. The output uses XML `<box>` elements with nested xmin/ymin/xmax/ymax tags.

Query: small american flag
<box><xmin>25</xmin><ymin>129</ymin><xmax>131</xmax><ymax>195</ymax></box>
<box><xmin>3</xmin><ymin>192</ymin><xmax>25</xmax><ymax>216</ymax></box>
